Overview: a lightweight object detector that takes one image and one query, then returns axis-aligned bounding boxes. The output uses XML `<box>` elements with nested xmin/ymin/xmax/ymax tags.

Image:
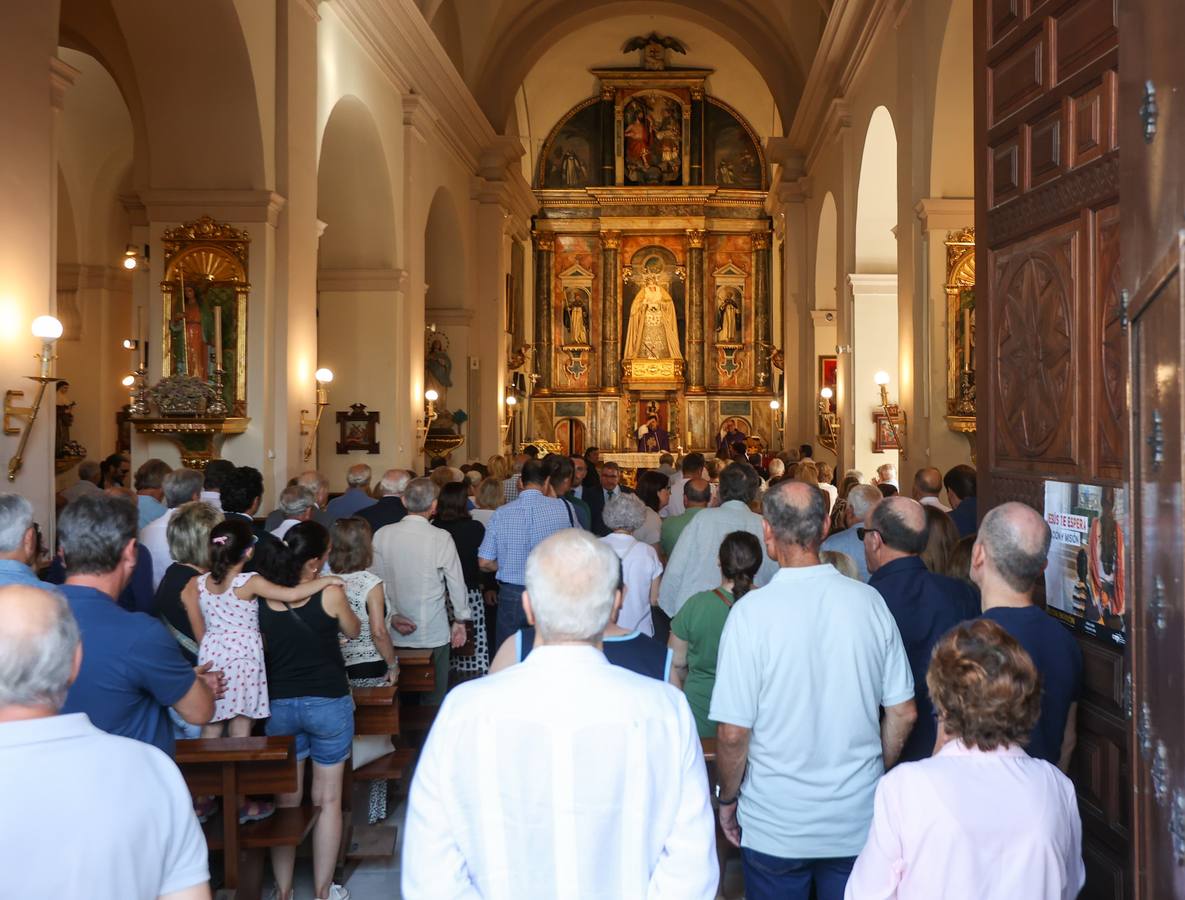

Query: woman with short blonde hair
<box><xmin>155</xmin><ymin>501</ymin><xmax>224</xmax><ymax>665</ymax></box>
<box><xmin>472</xmin><ymin>476</ymin><xmax>505</xmax><ymax>527</ymax></box>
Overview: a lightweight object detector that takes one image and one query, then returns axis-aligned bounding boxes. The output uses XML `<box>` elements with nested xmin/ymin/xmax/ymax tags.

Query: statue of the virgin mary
<box><xmin>624</xmin><ymin>274</ymin><xmax>683</xmax><ymax>360</ymax></box>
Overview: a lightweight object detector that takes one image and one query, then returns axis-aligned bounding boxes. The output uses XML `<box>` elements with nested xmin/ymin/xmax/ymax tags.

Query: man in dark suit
<box><xmin>582</xmin><ymin>447</ymin><xmax>606</xmax><ymax>535</ymax></box>
<box><xmin>944</xmin><ymin>464</ymin><xmax>978</xmax><ymax>536</ymax></box>
<box><xmin>865</xmin><ymin>496</ymin><xmax>980</xmax><ymax>763</ymax></box>
<box><xmin>359</xmin><ymin>469</ymin><xmax>412</xmax><ymax>533</ymax></box>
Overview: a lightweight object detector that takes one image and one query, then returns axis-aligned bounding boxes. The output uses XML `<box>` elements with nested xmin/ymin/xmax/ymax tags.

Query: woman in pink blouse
<box><xmin>845</xmin><ymin>619</ymin><xmax>1084</xmax><ymax>900</ymax></box>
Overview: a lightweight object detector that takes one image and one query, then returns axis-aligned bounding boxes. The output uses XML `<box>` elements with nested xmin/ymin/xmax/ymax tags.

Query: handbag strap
<box><xmin>712</xmin><ymin>588</ymin><xmax>734</xmax><ymax>609</ymax></box>
<box><xmin>162</xmin><ymin>616</ymin><xmax>200</xmax><ymax>657</ymax></box>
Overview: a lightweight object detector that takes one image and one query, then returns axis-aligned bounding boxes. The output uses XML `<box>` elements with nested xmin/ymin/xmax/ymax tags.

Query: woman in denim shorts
<box><xmin>258</xmin><ymin>521</ymin><xmax>361</xmax><ymax>900</ymax></box>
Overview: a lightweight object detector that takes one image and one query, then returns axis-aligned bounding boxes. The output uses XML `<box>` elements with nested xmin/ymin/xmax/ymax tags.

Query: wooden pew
<box><xmin>343</xmin><ymin>686</ymin><xmax>416</xmax><ymax>863</ymax></box>
<box><xmin>176</xmin><ymin>736</ymin><xmax>318</xmax><ymax>891</ymax></box>
<box><xmin>393</xmin><ymin>647</ymin><xmax>435</xmax><ymax>693</ymax></box>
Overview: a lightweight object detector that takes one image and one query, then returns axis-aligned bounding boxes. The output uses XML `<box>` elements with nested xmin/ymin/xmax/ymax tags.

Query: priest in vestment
<box><xmin>636</xmin><ymin>415</ymin><xmax>670</xmax><ymax>452</ymax></box>
<box><xmin>624</xmin><ymin>276</ymin><xmax>682</xmax><ymax>360</ymax></box>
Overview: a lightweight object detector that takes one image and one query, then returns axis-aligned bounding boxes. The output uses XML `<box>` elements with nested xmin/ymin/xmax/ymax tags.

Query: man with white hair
<box><xmin>819</xmin><ymin>484</ymin><xmax>883</xmax><ymax>582</ymax></box>
<box><xmin>403</xmin><ymin>529</ymin><xmax>717</xmax><ymax>898</ymax></box>
<box><xmin>873</xmin><ymin>463</ymin><xmax>898</xmax><ymax>490</ymax></box>
<box><xmin>0</xmin><ymin>493</ymin><xmax>41</xmax><ymax>587</ymax></box>
<box><xmin>0</xmin><ymin>584</ymin><xmax>212</xmax><ymax>899</ymax></box>
<box><xmin>140</xmin><ymin>467</ymin><xmax>204</xmax><ymax>589</ymax></box>
<box><xmin>975</xmin><ymin>502</ymin><xmax>1082</xmax><ymax>770</ymax></box>
<box><xmin>326</xmin><ymin>463</ymin><xmax>376</xmax><ymax>521</ymax></box>
<box><xmin>269</xmin><ymin>485</ymin><xmax>317</xmax><ymax>540</ymax></box>
<box><xmin>372</xmin><ymin>477</ymin><xmax>471</xmax><ymax>706</ymax></box>
<box><xmin>360</xmin><ymin>468</ymin><xmax>412</xmax><ymax>533</ymax></box>
<box><xmin>264</xmin><ymin>470</ymin><xmax>333</xmax><ymax>531</ymax></box>
<box><xmin>58</xmin><ymin>459</ymin><xmax>102</xmax><ymax>506</ymax></box>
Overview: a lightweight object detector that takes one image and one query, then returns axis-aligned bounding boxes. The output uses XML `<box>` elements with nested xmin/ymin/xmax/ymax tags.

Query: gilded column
<box><xmin>600</xmin><ymin>230</ymin><xmax>621</xmax><ymax>392</ymax></box>
<box><xmin>600</xmin><ymin>84</ymin><xmax>616</xmax><ymax>186</ymax></box>
<box><xmin>686</xmin><ymin>229</ymin><xmax>706</xmax><ymax>392</ymax></box>
<box><xmin>753</xmin><ymin>232</ymin><xmax>772</xmax><ymax>389</ymax></box>
<box><xmin>533</xmin><ymin>231</ymin><xmax>555</xmax><ymax>392</ymax></box>
<box><xmin>690</xmin><ymin>86</ymin><xmax>704</xmax><ymax>185</ymax></box>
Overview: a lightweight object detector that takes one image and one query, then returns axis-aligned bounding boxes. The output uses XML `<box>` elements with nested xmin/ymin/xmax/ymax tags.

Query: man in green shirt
<box><xmin>660</xmin><ymin>477</ymin><xmax>711</xmax><ymax>558</ymax></box>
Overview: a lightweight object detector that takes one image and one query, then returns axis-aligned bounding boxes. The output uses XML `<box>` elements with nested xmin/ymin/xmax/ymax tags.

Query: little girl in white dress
<box><xmin>183</xmin><ymin>518</ymin><xmax>343</xmax><ymax>740</ymax></box>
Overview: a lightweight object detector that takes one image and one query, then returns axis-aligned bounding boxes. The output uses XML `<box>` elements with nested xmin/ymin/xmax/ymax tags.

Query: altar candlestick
<box><xmin>214</xmin><ymin>306</ymin><xmax>223</xmax><ymax>369</ymax></box>
<box><xmin>962</xmin><ymin>309</ymin><xmax>972</xmax><ymax>372</ymax></box>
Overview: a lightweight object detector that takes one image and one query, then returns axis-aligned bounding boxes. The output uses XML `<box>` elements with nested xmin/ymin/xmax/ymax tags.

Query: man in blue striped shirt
<box><xmin>479</xmin><ymin>459</ymin><xmax>576</xmax><ymax>651</ymax></box>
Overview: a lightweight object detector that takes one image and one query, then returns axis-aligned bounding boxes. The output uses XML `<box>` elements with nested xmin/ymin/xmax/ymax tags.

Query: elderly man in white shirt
<box><xmin>269</xmin><ymin>484</ymin><xmax>316</xmax><ymax>540</ymax></box>
<box><xmin>0</xmin><ymin>584</ymin><xmax>210</xmax><ymax>900</ymax></box>
<box><xmin>911</xmin><ymin>465</ymin><xmax>952</xmax><ymax>512</ymax></box>
<box><xmin>139</xmin><ymin>467</ymin><xmax>204</xmax><ymax>589</ymax></box>
<box><xmin>371</xmin><ymin>477</ymin><xmax>470</xmax><ymax>705</ymax></box>
<box><xmin>659</xmin><ymin>461</ymin><xmax>779</xmax><ymax>618</ymax></box>
<box><xmin>403</xmin><ymin>527</ymin><xmax>717</xmax><ymax>899</ymax></box>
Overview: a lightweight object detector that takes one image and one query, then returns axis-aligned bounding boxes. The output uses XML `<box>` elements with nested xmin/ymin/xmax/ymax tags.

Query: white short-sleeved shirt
<box><xmin>601</xmin><ymin>532</ymin><xmax>664</xmax><ymax>636</ymax></box>
<box><xmin>0</xmin><ymin>713</ymin><xmax>209</xmax><ymax>899</ymax></box>
<box><xmin>710</xmin><ymin>564</ymin><xmax>914</xmax><ymax>859</ymax></box>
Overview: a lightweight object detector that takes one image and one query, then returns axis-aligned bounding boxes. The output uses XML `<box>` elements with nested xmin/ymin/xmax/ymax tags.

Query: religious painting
<box><xmin>160</xmin><ymin>217</ymin><xmax>250</xmax><ymax>417</ymax></box>
<box><xmin>622</xmin><ymin>92</ymin><xmax>683</xmax><ymax>185</ymax></box>
<box><xmin>336</xmin><ymin>403</ymin><xmax>380</xmax><ymax>455</ymax></box>
<box><xmin>622</xmin><ymin>246</ymin><xmax>684</xmax><ymax>361</ymax></box>
<box><xmin>874</xmin><ymin>411</ymin><xmax>903</xmax><ymax>452</ymax></box>
<box><xmin>706</xmin><ymin>100</ymin><xmax>764</xmax><ymax>190</ymax></box>
<box><xmin>819</xmin><ymin>355</ymin><xmax>838</xmax><ymax>413</ymax></box>
<box><xmin>538</xmin><ymin>101</ymin><xmax>600</xmax><ymax>189</ymax></box>
<box><xmin>706</xmin><ymin>100</ymin><xmax>763</xmax><ymax>189</ymax></box>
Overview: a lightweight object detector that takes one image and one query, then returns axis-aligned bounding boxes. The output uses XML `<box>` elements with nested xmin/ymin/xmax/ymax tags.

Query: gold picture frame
<box><xmin>160</xmin><ymin>217</ymin><xmax>250</xmax><ymax>417</ymax></box>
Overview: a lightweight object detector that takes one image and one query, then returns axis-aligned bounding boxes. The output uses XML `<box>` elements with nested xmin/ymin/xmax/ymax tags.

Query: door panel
<box><xmin>976</xmin><ymin>0</ymin><xmax>1126</xmax><ymax>895</ymax></box>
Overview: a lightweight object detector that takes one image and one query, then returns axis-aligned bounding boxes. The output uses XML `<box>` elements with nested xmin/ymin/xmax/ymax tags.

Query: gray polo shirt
<box><xmin>0</xmin><ymin>713</ymin><xmax>209</xmax><ymax>898</ymax></box>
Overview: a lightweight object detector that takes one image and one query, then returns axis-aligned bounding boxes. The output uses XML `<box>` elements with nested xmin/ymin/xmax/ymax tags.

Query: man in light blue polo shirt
<box><xmin>819</xmin><ymin>483</ymin><xmax>881</xmax><ymax>582</ymax></box>
<box><xmin>710</xmin><ymin>480</ymin><xmax>917</xmax><ymax>900</ymax></box>
<box><xmin>0</xmin><ymin>493</ymin><xmax>43</xmax><ymax>588</ymax></box>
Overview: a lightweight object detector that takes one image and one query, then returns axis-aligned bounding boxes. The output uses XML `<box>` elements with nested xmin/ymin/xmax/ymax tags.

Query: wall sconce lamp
<box><xmin>299</xmin><ymin>367</ymin><xmax>334</xmax><ymax>462</ymax></box>
<box><xmin>769</xmin><ymin>398</ymin><xmax>784</xmax><ymax>433</ymax></box>
<box><xmin>5</xmin><ymin>316</ymin><xmax>64</xmax><ymax>481</ymax></box>
<box><xmin>501</xmin><ymin>393</ymin><xmax>518</xmax><ymax>440</ymax></box>
<box><xmin>873</xmin><ymin>370</ymin><xmax>907</xmax><ymax>456</ymax></box>
<box><xmin>418</xmin><ymin>388</ymin><xmax>439</xmax><ymax>441</ymax></box>
<box><xmin>121</xmin><ymin>243</ymin><xmax>148</xmax><ymax>271</ymax></box>
<box><xmin>818</xmin><ymin>387</ymin><xmax>839</xmax><ymax>453</ymax></box>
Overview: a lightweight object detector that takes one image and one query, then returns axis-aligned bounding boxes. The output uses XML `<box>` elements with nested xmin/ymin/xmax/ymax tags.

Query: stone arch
<box><xmin>929</xmin><ymin>0</ymin><xmax>974</xmax><ymax>197</ymax></box>
<box><xmin>317</xmin><ymin>95</ymin><xmax>397</xmax><ymax>269</ymax></box>
<box><xmin>854</xmin><ymin>106</ymin><xmax>898</xmax><ymax>274</ymax></box>
<box><xmin>814</xmin><ymin>192</ymin><xmax>838</xmax><ymax>310</ymax></box>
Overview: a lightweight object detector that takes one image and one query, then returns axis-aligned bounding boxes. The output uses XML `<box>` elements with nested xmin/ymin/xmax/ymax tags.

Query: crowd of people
<box><xmin>0</xmin><ymin>447</ymin><xmax>1087</xmax><ymax>899</ymax></box>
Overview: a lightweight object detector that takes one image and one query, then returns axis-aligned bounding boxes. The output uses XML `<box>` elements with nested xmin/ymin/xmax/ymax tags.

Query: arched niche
<box><xmin>317</xmin><ymin>95</ymin><xmax>397</xmax><ymax>270</ymax></box>
<box><xmin>855</xmin><ymin>107</ymin><xmax>898</xmax><ymax>274</ymax></box>
<box><xmin>929</xmin><ymin>0</ymin><xmax>974</xmax><ymax>198</ymax></box>
<box><xmin>424</xmin><ymin>188</ymin><xmax>467</xmax><ymax>311</ymax></box>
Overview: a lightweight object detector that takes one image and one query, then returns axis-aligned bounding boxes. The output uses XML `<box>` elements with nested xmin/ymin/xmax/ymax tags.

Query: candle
<box><xmin>962</xmin><ymin>309</ymin><xmax>971</xmax><ymax>372</ymax></box>
<box><xmin>687</xmin><ymin>430</ymin><xmax>692</xmax><ymax>448</ymax></box>
<box><xmin>214</xmin><ymin>305</ymin><xmax>223</xmax><ymax>370</ymax></box>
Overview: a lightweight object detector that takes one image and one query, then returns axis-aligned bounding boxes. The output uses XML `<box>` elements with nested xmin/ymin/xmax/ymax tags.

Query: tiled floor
<box><xmin>280</xmin><ymin>787</ymin><xmax>746</xmax><ymax>900</ymax></box>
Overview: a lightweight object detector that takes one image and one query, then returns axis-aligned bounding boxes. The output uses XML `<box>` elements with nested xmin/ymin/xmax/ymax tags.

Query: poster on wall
<box><xmin>1043</xmin><ymin>481</ymin><xmax>1127</xmax><ymax>647</ymax></box>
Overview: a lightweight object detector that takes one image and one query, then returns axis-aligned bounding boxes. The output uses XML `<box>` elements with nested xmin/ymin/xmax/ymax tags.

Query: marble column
<box><xmin>600</xmin><ymin>231</ymin><xmax>621</xmax><ymax>392</ymax></box>
<box><xmin>533</xmin><ymin>231</ymin><xmax>555</xmax><ymax>392</ymax></box>
<box><xmin>686</xmin><ymin>229</ymin><xmax>706</xmax><ymax>392</ymax></box>
<box><xmin>753</xmin><ymin>232</ymin><xmax>773</xmax><ymax>389</ymax></box>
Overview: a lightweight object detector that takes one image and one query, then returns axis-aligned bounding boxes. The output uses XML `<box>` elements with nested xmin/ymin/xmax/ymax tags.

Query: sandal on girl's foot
<box><xmin>238</xmin><ymin>798</ymin><xmax>276</xmax><ymax>824</ymax></box>
<box><xmin>193</xmin><ymin>796</ymin><xmax>218</xmax><ymax>823</ymax></box>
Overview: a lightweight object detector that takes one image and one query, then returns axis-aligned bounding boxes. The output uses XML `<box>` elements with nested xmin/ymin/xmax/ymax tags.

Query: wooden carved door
<box><xmin>975</xmin><ymin>0</ymin><xmax>1127</xmax><ymax>896</ymax></box>
<box><xmin>1121</xmin><ymin>0</ymin><xmax>1185</xmax><ymax>893</ymax></box>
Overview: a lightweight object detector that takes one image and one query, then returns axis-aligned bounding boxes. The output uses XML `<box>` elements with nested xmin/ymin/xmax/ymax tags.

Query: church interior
<box><xmin>4</xmin><ymin>0</ymin><xmax>1180</xmax><ymax>897</ymax></box>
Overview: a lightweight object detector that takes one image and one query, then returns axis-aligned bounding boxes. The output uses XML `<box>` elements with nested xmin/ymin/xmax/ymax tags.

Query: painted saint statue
<box><xmin>716</xmin><ymin>287</ymin><xmax>742</xmax><ymax>343</ymax></box>
<box><xmin>563</xmin><ymin>288</ymin><xmax>589</xmax><ymax>345</ymax></box>
<box><xmin>624</xmin><ymin>275</ymin><xmax>682</xmax><ymax>360</ymax></box>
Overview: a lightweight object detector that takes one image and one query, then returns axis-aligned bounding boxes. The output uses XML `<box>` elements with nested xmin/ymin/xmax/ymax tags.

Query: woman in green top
<box><xmin>668</xmin><ymin>530</ymin><xmax>763</xmax><ymax>737</ymax></box>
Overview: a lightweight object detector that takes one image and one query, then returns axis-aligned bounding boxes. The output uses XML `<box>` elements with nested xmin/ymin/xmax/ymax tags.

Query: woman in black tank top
<box><xmin>256</xmin><ymin>521</ymin><xmax>360</xmax><ymax>900</ymax></box>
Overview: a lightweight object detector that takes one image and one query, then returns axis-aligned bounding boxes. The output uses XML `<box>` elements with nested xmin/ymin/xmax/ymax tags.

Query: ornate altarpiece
<box><xmin>528</xmin><ymin>41</ymin><xmax>776</xmax><ymax>456</ymax></box>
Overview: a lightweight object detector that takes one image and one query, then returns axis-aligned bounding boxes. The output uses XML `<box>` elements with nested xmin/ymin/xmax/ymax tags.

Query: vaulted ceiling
<box><xmin>416</xmin><ymin>0</ymin><xmax>828</xmax><ymax>137</ymax></box>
